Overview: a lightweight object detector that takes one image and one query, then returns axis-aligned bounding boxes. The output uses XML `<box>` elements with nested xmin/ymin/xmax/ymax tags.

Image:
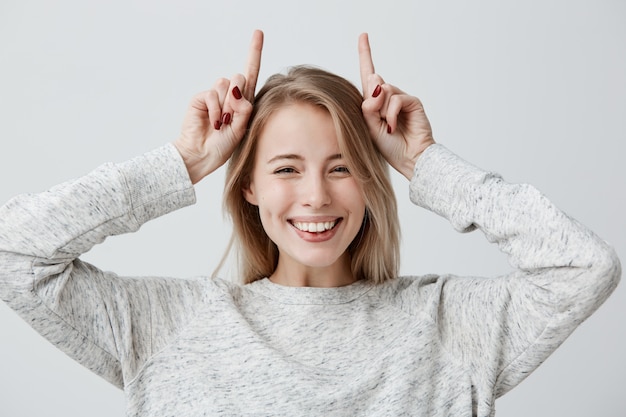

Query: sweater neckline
<box><xmin>246</xmin><ymin>278</ymin><xmax>373</xmax><ymax>305</ymax></box>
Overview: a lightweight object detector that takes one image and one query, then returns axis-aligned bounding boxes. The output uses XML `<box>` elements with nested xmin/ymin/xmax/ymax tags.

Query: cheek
<box><xmin>342</xmin><ymin>183</ymin><xmax>366</xmax><ymax>211</ymax></box>
<box><xmin>255</xmin><ymin>204</ymin><xmax>277</xmax><ymax>243</ymax></box>
<box><xmin>260</xmin><ymin>183</ymin><xmax>293</xmax><ymax>207</ymax></box>
<box><xmin>256</xmin><ymin>185</ymin><xmax>292</xmax><ymax>223</ymax></box>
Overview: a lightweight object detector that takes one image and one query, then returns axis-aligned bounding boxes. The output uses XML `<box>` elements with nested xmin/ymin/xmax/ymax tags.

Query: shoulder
<box><xmin>367</xmin><ymin>274</ymin><xmax>445</xmax><ymax>316</ymax></box>
<box><xmin>202</xmin><ymin>276</ymin><xmax>250</xmax><ymax>303</ymax></box>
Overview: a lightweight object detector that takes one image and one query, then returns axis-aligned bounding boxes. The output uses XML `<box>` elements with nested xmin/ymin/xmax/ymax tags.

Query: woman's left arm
<box><xmin>358</xmin><ymin>33</ymin><xmax>621</xmax><ymax>398</ymax></box>
<box><xmin>409</xmin><ymin>143</ymin><xmax>620</xmax><ymax>397</ymax></box>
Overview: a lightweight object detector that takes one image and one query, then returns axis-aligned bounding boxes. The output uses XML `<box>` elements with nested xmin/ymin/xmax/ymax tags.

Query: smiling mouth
<box><xmin>290</xmin><ymin>219</ymin><xmax>341</xmax><ymax>233</ymax></box>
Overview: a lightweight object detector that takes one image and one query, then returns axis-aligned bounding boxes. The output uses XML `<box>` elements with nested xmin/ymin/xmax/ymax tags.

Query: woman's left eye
<box><xmin>332</xmin><ymin>166</ymin><xmax>350</xmax><ymax>174</ymax></box>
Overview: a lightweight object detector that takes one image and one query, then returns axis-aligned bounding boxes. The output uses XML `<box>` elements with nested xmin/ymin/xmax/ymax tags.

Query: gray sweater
<box><xmin>0</xmin><ymin>143</ymin><xmax>620</xmax><ymax>416</ymax></box>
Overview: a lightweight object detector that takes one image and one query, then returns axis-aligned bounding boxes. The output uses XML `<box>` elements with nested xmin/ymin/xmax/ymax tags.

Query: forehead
<box><xmin>255</xmin><ymin>102</ymin><xmax>341</xmax><ymax>160</ymax></box>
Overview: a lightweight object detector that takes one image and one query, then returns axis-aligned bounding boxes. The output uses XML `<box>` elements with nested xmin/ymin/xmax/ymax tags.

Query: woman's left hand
<box><xmin>359</xmin><ymin>33</ymin><xmax>435</xmax><ymax>180</ymax></box>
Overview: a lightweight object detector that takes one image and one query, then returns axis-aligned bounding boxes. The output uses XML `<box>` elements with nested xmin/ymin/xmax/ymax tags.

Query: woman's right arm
<box><xmin>0</xmin><ymin>30</ymin><xmax>264</xmax><ymax>387</ymax></box>
<box><xmin>0</xmin><ymin>144</ymin><xmax>198</xmax><ymax>387</ymax></box>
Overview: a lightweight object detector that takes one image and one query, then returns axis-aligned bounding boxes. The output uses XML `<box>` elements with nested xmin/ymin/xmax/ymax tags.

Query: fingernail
<box><xmin>222</xmin><ymin>112</ymin><xmax>231</xmax><ymax>125</ymax></box>
<box><xmin>372</xmin><ymin>85</ymin><xmax>382</xmax><ymax>98</ymax></box>
<box><xmin>387</xmin><ymin>125</ymin><xmax>392</xmax><ymax>134</ymax></box>
<box><xmin>232</xmin><ymin>86</ymin><xmax>242</xmax><ymax>100</ymax></box>
<box><xmin>214</xmin><ymin>120</ymin><xmax>222</xmax><ymax>130</ymax></box>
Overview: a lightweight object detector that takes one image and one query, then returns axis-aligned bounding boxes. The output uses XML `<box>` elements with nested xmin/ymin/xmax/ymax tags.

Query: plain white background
<box><xmin>0</xmin><ymin>0</ymin><xmax>624</xmax><ymax>415</ymax></box>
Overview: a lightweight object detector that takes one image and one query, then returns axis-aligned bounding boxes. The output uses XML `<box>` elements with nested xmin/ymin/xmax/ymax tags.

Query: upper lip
<box><xmin>288</xmin><ymin>216</ymin><xmax>342</xmax><ymax>223</ymax></box>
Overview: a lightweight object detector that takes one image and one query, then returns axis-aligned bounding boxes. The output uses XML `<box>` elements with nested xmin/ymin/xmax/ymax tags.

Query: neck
<box><xmin>269</xmin><ymin>254</ymin><xmax>356</xmax><ymax>288</ymax></box>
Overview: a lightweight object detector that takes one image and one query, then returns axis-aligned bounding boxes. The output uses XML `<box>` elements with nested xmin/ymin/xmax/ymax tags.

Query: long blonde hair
<box><xmin>221</xmin><ymin>66</ymin><xmax>400</xmax><ymax>284</ymax></box>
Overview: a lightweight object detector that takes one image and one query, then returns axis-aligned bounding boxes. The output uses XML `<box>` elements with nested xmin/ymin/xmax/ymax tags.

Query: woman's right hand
<box><xmin>174</xmin><ymin>30</ymin><xmax>264</xmax><ymax>184</ymax></box>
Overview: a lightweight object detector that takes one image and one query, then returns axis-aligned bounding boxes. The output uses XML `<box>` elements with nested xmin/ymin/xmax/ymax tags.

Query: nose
<box><xmin>302</xmin><ymin>174</ymin><xmax>331</xmax><ymax>208</ymax></box>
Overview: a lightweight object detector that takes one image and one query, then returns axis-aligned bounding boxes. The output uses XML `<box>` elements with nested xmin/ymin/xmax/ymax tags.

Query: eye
<box><xmin>332</xmin><ymin>166</ymin><xmax>350</xmax><ymax>174</ymax></box>
<box><xmin>274</xmin><ymin>167</ymin><xmax>297</xmax><ymax>174</ymax></box>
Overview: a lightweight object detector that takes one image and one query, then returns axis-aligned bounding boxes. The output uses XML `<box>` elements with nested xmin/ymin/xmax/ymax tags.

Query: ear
<box><xmin>242</xmin><ymin>179</ymin><xmax>259</xmax><ymax>206</ymax></box>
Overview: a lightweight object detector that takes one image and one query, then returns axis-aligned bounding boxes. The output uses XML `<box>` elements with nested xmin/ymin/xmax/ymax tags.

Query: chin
<box><xmin>293</xmin><ymin>250</ymin><xmax>348</xmax><ymax>269</ymax></box>
<box><xmin>297</xmin><ymin>257</ymin><xmax>341</xmax><ymax>269</ymax></box>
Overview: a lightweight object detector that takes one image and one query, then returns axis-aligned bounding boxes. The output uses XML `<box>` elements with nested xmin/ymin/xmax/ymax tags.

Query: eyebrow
<box><xmin>266</xmin><ymin>153</ymin><xmax>343</xmax><ymax>164</ymax></box>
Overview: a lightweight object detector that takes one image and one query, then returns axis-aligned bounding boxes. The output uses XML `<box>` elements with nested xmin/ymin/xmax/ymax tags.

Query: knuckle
<box><xmin>214</xmin><ymin>78</ymin><xmax>230</xmax><ymax>89</ymax></box>
<box><xmin>231</xmin><ymin>73</ymin><xmax>246</xmax><ymax>84</ymax></box>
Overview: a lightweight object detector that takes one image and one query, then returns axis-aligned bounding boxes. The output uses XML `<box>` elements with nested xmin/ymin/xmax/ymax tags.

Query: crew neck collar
<box><xmin>246</xmin><ymin>278</ymin><xmax>373</xmax><ymax>305</ymax></box>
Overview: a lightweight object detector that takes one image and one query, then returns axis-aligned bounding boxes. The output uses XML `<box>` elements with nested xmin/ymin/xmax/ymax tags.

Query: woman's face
<box><xmin>244</xmin><ymin>102</ymin><xmax>365</xmax><ymax>280</ymax></box>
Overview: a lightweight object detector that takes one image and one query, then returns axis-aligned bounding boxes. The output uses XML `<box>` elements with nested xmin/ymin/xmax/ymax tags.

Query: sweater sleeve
<box><xmin>0</xmin><ymin>144</ymin><xmax>201</xmax><ymax>388</ymax></box>
<box><xmin>409</xmin><ymin>144</ymin><xmax>621</xmax><ymax>400</ymax></box>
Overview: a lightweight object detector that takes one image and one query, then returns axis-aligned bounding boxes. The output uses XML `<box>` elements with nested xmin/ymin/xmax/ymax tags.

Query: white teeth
<box><xmin>292</xmin><ymin>220</ymin><xmax>337</xmax><ymax>233</ymax></box>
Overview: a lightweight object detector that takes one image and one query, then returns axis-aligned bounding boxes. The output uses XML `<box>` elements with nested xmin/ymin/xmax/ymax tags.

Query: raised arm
<box><xmin>0</xmin><ymin>144</ymin><xmax>198</xmax><ymax>388</ymax></box>
<box><xmin>0</xmin><ymin>30</ymin><xmax>265</xmax><ymax>388</ymax></box>
<box><xmin>356</xmin><ymin>33</ymin><xmax>621</xmax><ymax>403</ymax></box>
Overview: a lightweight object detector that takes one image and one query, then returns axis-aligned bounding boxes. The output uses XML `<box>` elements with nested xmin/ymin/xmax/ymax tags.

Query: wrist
<box><xmin>399</xmin><ymin>140</ymin><xmax>436</xmax><ymax>181</ymax></box>
<box><xmin>399</xmin><ymin>158</ymin><xmax>418</xmax><ymax>181</ymax></box>
<box><xmin>172</xmin><ymin>140</ymin><xmax>214</xmax><ymax>185</ymax></box>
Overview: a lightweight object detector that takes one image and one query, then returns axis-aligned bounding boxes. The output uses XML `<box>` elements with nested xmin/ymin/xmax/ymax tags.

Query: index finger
<box><xmin>243</xmin><ymin>29</ymin><xmax>264</xmax><ymax>102</ymax></box>
<box><xmin>358</xmin><ymin>33</ymin><xmax>375</xmax><ymax>95</ymax></box>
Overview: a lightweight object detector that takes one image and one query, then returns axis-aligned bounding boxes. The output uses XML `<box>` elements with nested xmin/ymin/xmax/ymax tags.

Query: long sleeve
<box><xmin>408</xmin><ymin>144</ymin><xmax>621</xmax><ymax>404</ymax></box>
<box><xmin>0</xmin><ymin>144</ymin><xmax>200</xmax><ymax>388</ymax></box>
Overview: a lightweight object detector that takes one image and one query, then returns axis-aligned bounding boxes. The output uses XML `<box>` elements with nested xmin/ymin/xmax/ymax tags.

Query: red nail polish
<box><xmin>232</xmin><ymin>86</ymin><xmax>242</xmax><ymax>100</ymax></box>
<box><xmin>387</xmin><ymin>125</ymin><xmax>392</xmax><ymax>134</ymax></box>
<box><xmin>222</xmin><ymin>112</ymin><xmax>231</xmax><ymax>125</ymax></box>
<box><xmin>214</xmin><ymin>120</ymin><xmax>222</xmax><ymax>130</ymax></box>
<box><xmin>372</xmin><ymin>85</ymin><xmax>382</xmax><ymax>98</ymax></box>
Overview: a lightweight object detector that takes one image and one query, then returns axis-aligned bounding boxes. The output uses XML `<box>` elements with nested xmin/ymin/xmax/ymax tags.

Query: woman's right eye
<box><xmin>274</xmin><ymin>167</ymin><xmax>296</xmax><ymax>174</ymax></box>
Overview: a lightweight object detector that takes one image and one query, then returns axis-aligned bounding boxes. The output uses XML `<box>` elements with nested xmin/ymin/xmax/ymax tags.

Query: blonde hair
<box><xmin>221</xmin><ymin>66</ymin><xmax>400</xmax><ymax>284</ymax></box>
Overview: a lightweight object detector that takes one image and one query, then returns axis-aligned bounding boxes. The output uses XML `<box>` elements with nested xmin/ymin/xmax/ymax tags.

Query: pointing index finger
<box><xmin>243</xmin><ymin>29</ymin><xmax>264</xmax><ymax>102</ymax></box>
<box><xmin>358</xmin><ymin>33</ymin><xmax>375</xmax><ymax>95</ymax></box>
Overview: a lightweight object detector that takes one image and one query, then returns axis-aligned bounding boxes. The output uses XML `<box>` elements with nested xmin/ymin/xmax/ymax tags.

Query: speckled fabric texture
<box><xmin>0</xmin><ymin>143</ymin><xmax>620</xmax><ymax>416</ymax></box>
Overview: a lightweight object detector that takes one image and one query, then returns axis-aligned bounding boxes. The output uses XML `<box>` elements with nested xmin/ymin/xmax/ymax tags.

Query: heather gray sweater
<box><xmin>0</xmin><ymin>144</ymin><xmax>620</xmax><ymax>416</ymax></box>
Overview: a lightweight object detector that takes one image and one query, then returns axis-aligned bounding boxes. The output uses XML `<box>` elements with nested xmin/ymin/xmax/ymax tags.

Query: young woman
<box><xmin>0</xmin><ymin>30</ymin><xmax>620</xmax><ymax>416</ymax></box>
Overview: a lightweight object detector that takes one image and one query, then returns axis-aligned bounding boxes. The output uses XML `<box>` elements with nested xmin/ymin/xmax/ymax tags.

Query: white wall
<box><xmin>0</xmin><ymin>0</ymin><xmax>624</xmax><ymax>415</ymax></box>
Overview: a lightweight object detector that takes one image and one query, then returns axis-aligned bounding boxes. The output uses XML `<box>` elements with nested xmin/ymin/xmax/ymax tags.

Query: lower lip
<box><xmin>290</xmin><ymin>220</ymin><xmax>341</xmax><ymax>243</ymax></box>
